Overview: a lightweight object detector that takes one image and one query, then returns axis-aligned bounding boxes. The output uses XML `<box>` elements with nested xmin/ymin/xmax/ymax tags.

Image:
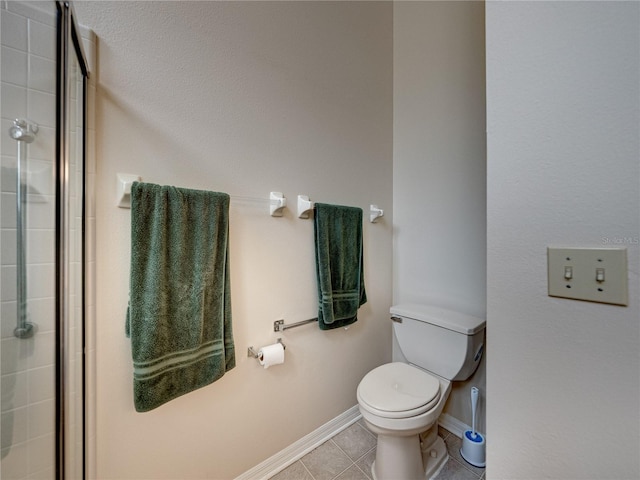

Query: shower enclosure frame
<box><xmin>55</xmin><ymin>2</ymin><xmax>89</xmax><ymax>479</ymax></box>
<box><xmin>1</xmin><ymin>1</ymin><xmax>89</xmax><ymax>477</ymax></box>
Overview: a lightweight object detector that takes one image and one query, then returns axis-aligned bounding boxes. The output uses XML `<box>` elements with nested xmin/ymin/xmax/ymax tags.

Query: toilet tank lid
<box><xmin>390</xmin><ymin>304</ymin><xmax>486</xmax><ymax>335</ymax></box>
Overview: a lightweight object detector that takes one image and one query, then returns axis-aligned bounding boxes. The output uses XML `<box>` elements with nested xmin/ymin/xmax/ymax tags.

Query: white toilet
<box><xmin>357</xmin><ymin>304</ymin><xmax>485</xmax><ymax>480</ymax></box>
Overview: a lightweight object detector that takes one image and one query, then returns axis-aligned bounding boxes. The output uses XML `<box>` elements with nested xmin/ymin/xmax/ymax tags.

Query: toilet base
<box><xmin>370</xmin><ymin>427</ymin><xmax>448</xmax><ymax>480</ymax></box>
<box><xmin>421</xmin><ymin>435</ymin><xmax>448</xmax><ymax>479</ymax></box>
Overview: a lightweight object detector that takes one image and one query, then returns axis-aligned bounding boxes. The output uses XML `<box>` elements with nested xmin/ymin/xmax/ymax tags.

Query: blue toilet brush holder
<box><xmin>460</xmin><ymin>429</ymin><xmax>486</xmax><ymax>467</ymax></box>
<box><xmin>460</xmin><ymin>386</ymin><xmax>486</xmax><ymax>467</ymax></box>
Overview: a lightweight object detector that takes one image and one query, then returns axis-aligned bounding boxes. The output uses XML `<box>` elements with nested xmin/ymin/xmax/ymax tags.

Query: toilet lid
<box><xmin>357</xmin><ymin>363</ymin><xmax>441</xmax><ymax>419</ymax></box>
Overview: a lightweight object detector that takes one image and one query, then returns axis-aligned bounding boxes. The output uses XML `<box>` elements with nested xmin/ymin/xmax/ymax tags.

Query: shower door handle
<box><xmin>9</xmin><ymin>119</ymin><xmax>37</xmax><ymax>339</ymax></box>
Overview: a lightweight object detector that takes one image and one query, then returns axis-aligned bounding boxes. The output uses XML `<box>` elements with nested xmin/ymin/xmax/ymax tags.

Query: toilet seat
<box><xmin>357</xmin><ymin>362</ymin><xmax>441</xmax><ymax>419</ymax></box>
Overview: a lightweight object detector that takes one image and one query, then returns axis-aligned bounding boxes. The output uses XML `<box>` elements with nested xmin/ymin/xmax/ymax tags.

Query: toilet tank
<box><xmin>390</xmin><ymin>304</ymin><xmax>485</xmax><ymax>381</ymax></box>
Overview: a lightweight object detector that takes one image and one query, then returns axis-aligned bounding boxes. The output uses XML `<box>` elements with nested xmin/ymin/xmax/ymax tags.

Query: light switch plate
<box><xmin>547</xmin><ymin>247</ymin><xmax>628</xmax><ymax>306</ymax></box>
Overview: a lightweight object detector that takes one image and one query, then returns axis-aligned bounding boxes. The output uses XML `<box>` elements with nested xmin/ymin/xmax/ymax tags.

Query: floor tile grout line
<box><xmin>327</xmin><ymin>439</ymin><xmax>358</xmax><ymax>480</ymax></box>
<box><xmin>349</xmin><ymin>421</ymin><xmax>377</xmax><ymax>447</ymax></box>
<box><xmin>438</xmin><ymin>428</ymin><xmax>451</xmax><ymax>442</ymax></box>
<box><xmin>358</xmin><ymin>421</ymin><xmax>377</xmax><ymax>437</ymax></box>
<box><xmin>332</xmin><ymin>432</ymin><xmax>375</xmax><ymax>466</ymax></box>
<box><xmin>450</xmin><ymin>446</ymin><xmax>484</xmax><ymax>478</ymax></box>
<box><xmin>448</xmin><ymin>456</ymin><xmax>483</xmax><ymax>479</ymax></box>
<box><xmin>298</xmin><ymin>459</ymin><xmax>315</xmax><ymax>480</ymax></box>
<box><xmin>348</xmin><ymin>422</ymin><xmax>379</xmax><ymax>466</ymax></box>
<box><xmin>330</xmin><ymin>462</ymin><xmax>356</xmax><ymax>479</ymax></box>
<box><xmin>350</xmin><ymin>444</ymin><xmax>376</xmax><ymax>480</ymax></box>
<box><xmin>353</xmin><ymin>460</ymin><xmax>372</xmax><ymax>480</ymax></box>
<box><xmin>332</xmin><ymin>464</ymin><xmax>356</xmax><ymax>480</ymax></box>
<box><xmin>356</xmin><ymin>420</ymin><xmax>378</xmax><ymax>442</ymax></box>
<box><xmin>359</xmin><ymin>444</ymin><xmax>376</xmax><ymax>461</ymax></box>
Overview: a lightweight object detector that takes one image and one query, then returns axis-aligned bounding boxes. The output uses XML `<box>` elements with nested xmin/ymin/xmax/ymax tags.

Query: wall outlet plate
<box><xmin>547</xmin><ymin>247</ymin><xmax>628</xmax><ymax>306</ymax></box>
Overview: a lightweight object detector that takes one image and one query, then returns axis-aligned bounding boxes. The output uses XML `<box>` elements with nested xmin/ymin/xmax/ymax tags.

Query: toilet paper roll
<box><xmin>258</xmin><ymin>342</ymin><xmax>285</xmax><ymax>369</ymax></box>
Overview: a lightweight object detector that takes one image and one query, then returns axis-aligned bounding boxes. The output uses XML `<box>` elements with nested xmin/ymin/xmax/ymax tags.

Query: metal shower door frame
<box><xmin>55</xmin><ymin>2</ymin><xmax>88</xmax><ymax>479</ymax></box>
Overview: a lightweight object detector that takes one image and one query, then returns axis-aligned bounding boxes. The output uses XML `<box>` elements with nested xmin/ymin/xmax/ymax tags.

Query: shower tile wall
<box><xmin>1</xmin><ymin>2</ymin><xmax>57</xmax><ymax>478</ymax></box>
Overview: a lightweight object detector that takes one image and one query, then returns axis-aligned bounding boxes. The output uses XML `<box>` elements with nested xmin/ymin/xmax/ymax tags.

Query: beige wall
<box><xmin>393</xmin><ymin>1</ymin><xmax>487</xmax><ymax>431</ymax></box>
<box><xmin>73</xmin><ymin>1</ymin><xmax>640</xmax><ymax>478</ymax></box>
<box><xmin>74</xmin><ymin>2</ymin><xmax>393</xmax><ymax>478</ymax></box>
<box><xmin>487</xmin><ymin>1</ymin><xmax>639</xmax><ymax>478</ymax></box>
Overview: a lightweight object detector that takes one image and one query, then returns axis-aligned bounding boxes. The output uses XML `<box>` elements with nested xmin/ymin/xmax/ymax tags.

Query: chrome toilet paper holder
<box><xmin>247</xmin><ymin>338</ymin><xmax>286</xmax><ymax>359</ymax></box>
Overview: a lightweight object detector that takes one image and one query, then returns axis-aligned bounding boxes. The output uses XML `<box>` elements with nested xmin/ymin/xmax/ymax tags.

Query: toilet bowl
<box><xmin>356</xmin><ymin>304</ymin><xmax>486</xmax><ymax>480</ymax></box>
<box><xmin>357</xmin><ymin>362</ymin><xmax>451</xmax><ymax>480</ymax></box>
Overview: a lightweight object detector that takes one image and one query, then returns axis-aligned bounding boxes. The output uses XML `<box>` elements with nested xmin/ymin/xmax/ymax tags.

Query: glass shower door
<box><xmin>1</xmin><ymin>1</ymin><xmax>87</xmax><ymax>478</ymax></box>
<box><xmin>1</xmin><ymin>2</ymin><xmax>58</xmax><ymax>477</ymax></box>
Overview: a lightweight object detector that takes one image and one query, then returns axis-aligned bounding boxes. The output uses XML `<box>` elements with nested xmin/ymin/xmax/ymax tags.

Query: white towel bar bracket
<box><xmin>269</xmin><ymin>192</ymin><xmax>287</xmax><ymax>217</ymax></box>
<box><xmin>297</xmin><ymin>195</ymin><xmax>314</xmax><ymax>219</ymax></box>
<box><xmin>369</xmin><ymin>204</ymin><xmax>384</xmax><ymax>223</ymax></box>
<box><xmin>116</xmin><ymin>173</ymin><xmax>142</xmax><ymax>208</ymax></box>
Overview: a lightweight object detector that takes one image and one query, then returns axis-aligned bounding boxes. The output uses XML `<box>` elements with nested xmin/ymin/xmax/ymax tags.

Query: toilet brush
<box><xmin>460</xmin><ymin>386</ymin><xmax>486</xmax><ymax>468</ymax></box>
<box><xmin>470</xmin><ymin>387</ymin><xmax>478</xmax><ymax>440</ymax></box>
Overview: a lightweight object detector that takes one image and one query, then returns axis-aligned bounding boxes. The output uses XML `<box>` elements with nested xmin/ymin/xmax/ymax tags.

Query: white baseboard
<box><xmin>438</xmin><ymin>413</ymin><xmax>469</xmax><ymax>438</ymax></box>
<box><xmin>235</xmin><ymin>405</ymin><xmax>361</xmax><ymax>480</ymax></box>
<box><xmin>236</xmin><ymin>408</ymin><xmax>480</xmax><ymax>480</ymax></box>
<box><xmin>438</xmin><ymin>412</ymin><xmax>485</xmax><ymax>440</ymax></box>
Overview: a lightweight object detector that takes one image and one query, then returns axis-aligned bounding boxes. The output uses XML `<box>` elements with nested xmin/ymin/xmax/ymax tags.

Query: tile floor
<box><xmin>270</xmin><ymin>420</ymin><xmax>485</xmax><ymax>480</ymax></box>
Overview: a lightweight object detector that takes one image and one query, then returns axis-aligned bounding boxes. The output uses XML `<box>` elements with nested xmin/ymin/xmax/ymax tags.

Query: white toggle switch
<box><xmin>548</xmin><ymin>247</ymin><xmax>628</xmax><ymax>306</ymax></box>
<box><xmin>564</xmin><ymin>266</ymin><xmax>573</xmax><ymax>280</ymax></box>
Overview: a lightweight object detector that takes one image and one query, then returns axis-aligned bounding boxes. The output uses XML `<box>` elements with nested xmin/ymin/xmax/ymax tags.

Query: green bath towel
<box><xmin>126</xmin><ymin>182</ymin><xmax>235</xmax><ymax>412</ymax></box>
<box><xmin>314</xmin><ymin>203</ymin><xmax>367</xmax><ymax>330</ymax></box>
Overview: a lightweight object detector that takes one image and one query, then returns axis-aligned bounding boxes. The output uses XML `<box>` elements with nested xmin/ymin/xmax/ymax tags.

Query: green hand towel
<box><xmin>314</xmin><ymin>203</ymin><xmax>367</xmax><ymax>330</ymax></box>
<box><xmin>126</xmin><ymin>182</ymin><xmax>235</xmax><ymax>412</ymax></box>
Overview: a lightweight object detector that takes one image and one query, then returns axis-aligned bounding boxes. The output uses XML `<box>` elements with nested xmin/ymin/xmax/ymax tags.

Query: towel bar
<box><xmin>117</xmin><ymin>175</ymin><xmax>287</xmax><ymax>217</ymax></box>
<box><xmin>273</xmin><ymin>317</ymin><xmax>318</xmax><ymax>332</ymax></box>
